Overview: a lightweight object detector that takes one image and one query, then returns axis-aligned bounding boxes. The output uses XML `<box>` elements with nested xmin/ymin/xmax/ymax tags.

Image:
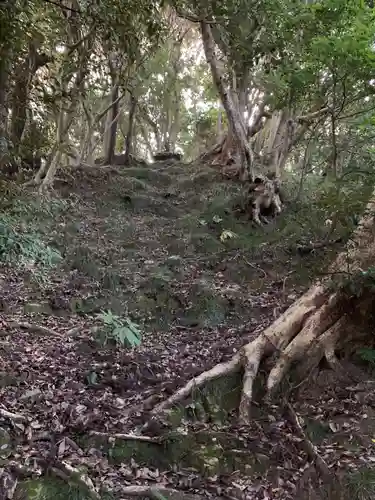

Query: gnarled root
<box><xmin>151</xmin><ymin>285</ymin><xmax>351</xmax><ymax>425</ymax></box>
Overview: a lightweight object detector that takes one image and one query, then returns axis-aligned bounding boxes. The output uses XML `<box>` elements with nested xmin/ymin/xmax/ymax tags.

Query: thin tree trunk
<box><xmin>124</xmin><ymin>93</ymin><xmax>137</xmax><ymax>165</ymax></box>
<box><xmin>138</xmin><ymin>120</ymin><xmax>153</xmax><ymax>158</ymax></box>
<box><xmin>0</xmin><ymin>48</ymin><xmax>9</xmax><ymax>170</ymax></box>
<box><xmin>104</xmin><ymin>83</ymin><xmax>120</xmax><ymax>165</ymax></box>
<box><xmin>168</xmin><ymin>103</ymin><xmax>180</xmax><ymax>152</ymax></box>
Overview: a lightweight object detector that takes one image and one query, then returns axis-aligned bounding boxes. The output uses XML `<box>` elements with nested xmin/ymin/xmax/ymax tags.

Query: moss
<box><xmin>16</xmin><ymin>477</ymin><xmax>113</xmax><ymax>500</ymax></box>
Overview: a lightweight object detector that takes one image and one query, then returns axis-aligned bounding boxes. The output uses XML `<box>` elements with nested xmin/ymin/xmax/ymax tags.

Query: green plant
<box><xmin>0</xmin><ymin>214</ymin><xmax>62</xmax><ymax>269</ymax></box>
<box><xmin>357</xmin><ymin>348</ymin><xmax>375</xmax><ymax>366</ymax></box>
<box><xmin>345</xmin><ymin>467</ymin><xmax>375</xmax><ymax>499</ymax></box>
<box><xmin>96</xmin><ymin>309</ymin><xmax>142</xmax><ymax>348</ymax></box>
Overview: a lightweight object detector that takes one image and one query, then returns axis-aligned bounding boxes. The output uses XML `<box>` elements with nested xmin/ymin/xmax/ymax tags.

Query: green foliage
<box><xmin>345</xmin><ymin>467</ymin><xmax>375</xmax><ymax>499</ymax></box>
<box><xmin>0</xmin><ymin>213</ymin><xmax>61</xmax><ymax>270</ymax></box>
<box><xmin>357</xmin><ymin>348</ymin><xmax>375</xmax><ymax>366</ymax></box>
<box><xmin>96</xmin><ymin>309</ymin><xmax>142</xmax><ymax>348</ymax></box>
<box><xmin>339</xmin><ymin>268</ymin><xmax>375</xmax><ymax>298</ymax></box>
<box><xmin>17</xmin><ymin>477</ymin><xmax>115</xmax><ymax>500</ymax></box>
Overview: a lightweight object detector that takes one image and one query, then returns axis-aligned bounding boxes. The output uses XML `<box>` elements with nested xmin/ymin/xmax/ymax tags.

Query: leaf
<box><xmin>220</xmin><ymin>230</ymin><xmax>238</xmax><ymax>242</ymax></box>
<box><xmin>86</xmin><ymin>371</ymin><xmax>98</xmax><ymax>385</ymax></box>
<box><xmin>123</xmin><ymin>327</ymin><xmax>142</xmax><ymax>347</ymax></box>
<box><xmin>212</xmin><ymin>215</ymin><xmax>223</xmax><ymax>223</ymax></box>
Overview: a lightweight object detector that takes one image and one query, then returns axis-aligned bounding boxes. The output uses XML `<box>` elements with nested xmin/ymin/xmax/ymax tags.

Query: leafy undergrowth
<box><xmin>1</xmin><ymin>162</ymin><xmax>375</xmax><ymax>499</ymax></box>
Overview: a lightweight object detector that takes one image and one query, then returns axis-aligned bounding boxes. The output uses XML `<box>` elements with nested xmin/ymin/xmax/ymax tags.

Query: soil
<box><xmin>1</xmin><ymin>161</ymin><xmax>375</xmax><ymax>500</ymax></box>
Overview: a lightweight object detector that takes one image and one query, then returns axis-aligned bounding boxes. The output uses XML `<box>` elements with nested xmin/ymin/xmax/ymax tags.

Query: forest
<box><xmin>1</xmin><ymin>0</ymin><xmax>375</xmax><ymax>499</ymax></box>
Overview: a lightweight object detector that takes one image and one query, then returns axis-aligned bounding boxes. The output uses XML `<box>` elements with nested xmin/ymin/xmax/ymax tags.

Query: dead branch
<box><xmin>50</xmin><ymin>461</ymin><xmax>100</xmax><ymax>500</ymax></box>
<box><xmin>8</xmin><ymin>321</ymin><xmax>62</xmax><ymax>338</ymax></box>
<box><xmin>284</xmin><ymin>402</ymin><xmax>333</xmax><ymax>481</ymax></box>
<box><xmin>0</xmin><ymin>407</ymin><xmax>27</xmax><ymax>422</ymax></box>
<box><xmin>89</xmin><ymin>431</ymin><xmax>162</xmax><ymax>444</ymax></box>
<box><xmin>296</xmin><ymin>107</ymin><xmax>330</xmax><ymax>123</ymax></box>
<box><xmin>296</xmin><ymin>238</ymin><xmax>342</xmax><ymax>255</ymax></box>
<box><xmin>117</xmin><ymin>484</ymin><xmax>204</xmax><ymax>500</ymax></box>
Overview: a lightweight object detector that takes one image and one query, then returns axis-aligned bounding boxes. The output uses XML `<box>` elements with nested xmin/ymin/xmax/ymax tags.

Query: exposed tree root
<box><xmin>152</xmin><ymin>285</ymin><xmax>358</xmax><ymax>424</ymax></box>
<box><xmin>152</xmin><ymin>354</ymin><xmax>242</xmax><ymax>414</ymax></box>
<box><xmin>296</xmin><ymin>237</ymin><xmax>343</xmax><ymax>255</ymax></box>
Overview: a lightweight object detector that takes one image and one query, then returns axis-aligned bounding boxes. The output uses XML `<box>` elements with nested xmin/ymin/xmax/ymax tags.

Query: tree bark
<box><xmin>138</xmin><ymin>120</ymin><xmax>154</xmax><ymax>158</ymax></box>
<box><xmin>0</xmin><ymin>45</ymin><xmax>10</xmax><ymax>170</ymax></box>
<box><xmin>153</xmin><ymin>188</ymin><xmax>375</xmax><ymax>424</ymax></box>
<box><xmin>104</xmin><ymin>83</ymin><xmax>120</xmax><ymax>165</ymax></box>
<box><xmin>10</xmin><ymin>43</ymin><xmax>50</xmax><ymax>149</ymax></box>
<box><xmin>124</xmin><ymin>93</ymin><xmax>137</xmax><ymax>165</ymax></box>
<box><xmin>139</xmin><ymin>106</ymin><xmax>161</xmax><ymax>151</ymax></box>
<box><xmin>200</xmin><ymin>21</ymin><xmax>254</xmax><ymax>181</ymax></box>
<box><xmin>81</xmin><ymin>93</ymin><xmax>125</xmax><ymax>165</ymax></box>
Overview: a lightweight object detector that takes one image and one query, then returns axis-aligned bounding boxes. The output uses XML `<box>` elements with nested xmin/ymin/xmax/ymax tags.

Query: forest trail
<box><xmin>1</xmin><ymin>162</ymin><xmax>373</xmax><ymax>499</ymax></box>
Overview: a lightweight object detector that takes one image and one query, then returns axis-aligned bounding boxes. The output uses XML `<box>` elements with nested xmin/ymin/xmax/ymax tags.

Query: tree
<box><xmin>123</xmin><ymin>91</ymin><xmax>138</xmax><ymax>164</ymax></box>
<box><xmin>11</xmin><ymin>0</ymin><xmax>167</xmax><ymax>189</ymax></box>
<box><xmin>173</xmin><ymin>0</ymin><xmax>375</xmax><ymax>182</ymax></box>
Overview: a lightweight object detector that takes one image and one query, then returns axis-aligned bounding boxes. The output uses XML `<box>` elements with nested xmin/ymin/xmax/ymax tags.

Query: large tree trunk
<box><xmin>10</xmin><ymin>42</ymin><xmax>50</xmax><ymax>149</ymax></box>
<box><xmin>153</xmin><ymin>189</ymin><xmax>375</xmax><ymax>424</ymax></box>
<box><xmin>200</xmin><ymin>21</ymin><xmax>254</xmax><ymax>181</ymax></box>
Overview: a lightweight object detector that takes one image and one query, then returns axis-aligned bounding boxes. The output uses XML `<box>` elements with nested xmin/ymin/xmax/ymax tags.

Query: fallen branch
<box><xmin>8</xmin><ymin>321</ymin><xmax>62</xmax><ymax>338</ymax></box>
<box><xmin>89</xmin><ymin>431</ymin><xmax>161</xmax><ymax>444</ymax></box>
<box><xmin>284</xmin><ymin>402</ymin><xmax>333</xmax><ymax>481</ymax></box>
<box><xmin>296</xmin><ymin>238</ymin><xmax>342</xmax><ymax>255</ymax></box>
<box><xmin>117</xmin><ymin>484</ymin><xmax>203</xmax><ymax>500</ymax></box>
<box><xmin>50</xmin><ymin>461</ymin><xmax>100</xmax><ymax>500</ymax></box>
<box><xmin>0</xmin><ymin>407</ymin><xmax>27</xmax><ymax>422</ymax></box>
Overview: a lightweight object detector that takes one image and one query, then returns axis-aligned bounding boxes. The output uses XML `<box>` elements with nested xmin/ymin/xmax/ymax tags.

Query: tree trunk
<box><xmin>168</xmin><ymin>104</ymin><xmax>180</xmax><ymax>152</ymax></box>
<box><xmin>104</xmin><ymin>83</ymin><xmax>120</xmax><ymax>165</ymax></box>
<box><xmin>0</xmin><ymin>46</ymin><xmax>9</xmax><ymax>170</ymax></box>
<box><xmin>123</xmin><ymin>93</ymin><xmax>137</xmax><ymax>165</ymax></box>
<box><xmin>153</xmin><ymin>188</ymin><xmax>375</xmax><ymax>424</ymax></box>
<box><xmin>139</xmin><ymin>106</ymin><xmax>161</xmax><ymax>151</ymax></box>
<box><xmin>81</xmin><ymin>92</ymin><xmax>125</xmax><ymax>165</ymax></box>
<box><xmin>138</xmin><ymin>120</ymin><xmax>154</xmax><ymax>158</ymax></box>
<box><xmin>217</xmin><ymin>104</ymin><xmax>223</xmax><ymax>137</ymax></box>
<box><xmin>200</xmin><ymin>21</ymin><xmax>253</xmax><ymax>181</ymax></box>
<box><xmin>10</xmin><ymin>43</ymin><xmax>50</xmax><ymax>149</ymax></box>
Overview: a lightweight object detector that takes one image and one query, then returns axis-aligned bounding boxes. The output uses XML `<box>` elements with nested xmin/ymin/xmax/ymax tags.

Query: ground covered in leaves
<box><xmin>1</xmin><ymin>161</ymin><xmax>375</xmax><ymax>500</ymax></box>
